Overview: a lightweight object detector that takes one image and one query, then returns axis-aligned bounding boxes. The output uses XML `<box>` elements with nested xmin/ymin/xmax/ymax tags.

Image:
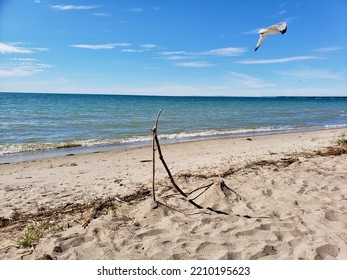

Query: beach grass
<box><xmin>18</xmin><ymin>225</ymin><xmax>44</xmax><ymax>248</ymax></box>
<box><xmin>18</xmin><ymin>221</ymin><xmax>59</xmax><ymax>248</ymax></box>
<box><xmin>336</xmin><ymin>132</ymin><xmax>347</xmax><ymax>146</ymax></box>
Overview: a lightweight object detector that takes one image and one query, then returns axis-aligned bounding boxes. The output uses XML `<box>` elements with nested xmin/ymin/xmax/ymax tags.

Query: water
<box><xmin>1</xmin><ymin>92</ymin><xmax>346</xmax><ymax>162</ymax></box>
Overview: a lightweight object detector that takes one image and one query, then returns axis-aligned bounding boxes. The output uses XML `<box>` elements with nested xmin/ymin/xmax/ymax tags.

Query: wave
<box><xmin>1</xmin><ymin>124</ymin><xmax>347</xmax><ymax>157</ymax></box>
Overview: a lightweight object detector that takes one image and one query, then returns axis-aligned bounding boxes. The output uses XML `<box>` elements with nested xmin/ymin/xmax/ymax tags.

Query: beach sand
<box><xmin>0</xmin><ymin>128</ymin><xmax>346</xmax><ymax>260</ymax></box>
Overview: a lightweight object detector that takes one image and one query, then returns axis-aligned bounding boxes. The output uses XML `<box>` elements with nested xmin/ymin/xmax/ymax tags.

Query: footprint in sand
<box><xmin>250</xmin><ymin>245</ymin><xmax>278</xmax><ymax>260</ymax></box>
<box><xmin>235</xmin><ymin>228</ymin><xmax>258</xmax><ymax>238</ymax></box>
<box><xmin>314</xmin><ymin>244</ymin><xmax>340</xmax><ymax>260</ymax></box>
<box><xmin>324</xmin><ymin>210</ymin><xmax>340</xmax><ymax>221</ymax></box>
<box><xmin>297</xmin><ymin>187</ymin><xmax>305</xmax><ymax>194</ymax></box>
<box><xmin>259</xmin><ymin>223</ymin><xmax>271</xmax><ymax>230</ymax></box>
<box><xmin>195</xmin><ymin>242</ymin><xmax>215</xmax><ymax>254</ymax></box>
<box><xmin>262</xmin><ymin>189</ymin><xmax>273</xmax><ymax>197</ymax></box>
<box><xmin>134</xmin><ymin>229</ymin><xmax>164</xmax><ymax>239</ymax></box>
<box><xmin>52</xmin><ymin>234</ymin><xmax>93</xmax><ymax>254</ymax></box>
<box><xmin>218</xmin><ymin>251</ymin><xmax>242</xmax><ymax>260</ymax></box>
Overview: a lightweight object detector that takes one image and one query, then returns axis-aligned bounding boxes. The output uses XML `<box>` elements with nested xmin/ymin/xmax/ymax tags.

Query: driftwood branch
<box><xmin>152</xmin><ymin>109</ymin><xmax>187</xmax><ymax>198</ymax></box>
<box><xmin>150</xmin><ymin>109</ymin><xmax>270</xmax><ymax>219</ymax></box>
<box><xmin>151</xmin><ymin>110</ymin><xmax>205</xmax><ymax>210</ymax></box>
<box><xmin>151</xmin><ymin>109</ymin><xmax>163</xmax><ymax>202</ymax></box>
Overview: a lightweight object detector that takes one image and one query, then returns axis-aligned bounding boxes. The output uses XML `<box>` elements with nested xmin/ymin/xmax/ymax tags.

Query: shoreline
<box><xmin>1</xmin><ymin>127</ymin><xmax>346</xmax><ymax>260</ymax></box>
<box><xmin>1</xmin><ymin>125</ymin><xmax>347</xmax><ymax>164</ymax></box>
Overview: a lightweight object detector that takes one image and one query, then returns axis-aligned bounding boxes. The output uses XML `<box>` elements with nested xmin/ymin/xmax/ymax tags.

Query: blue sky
<box><xmin>0</xmin><ymin>0</ymin><xmax>346</xmax><ymax>96</ymax></box>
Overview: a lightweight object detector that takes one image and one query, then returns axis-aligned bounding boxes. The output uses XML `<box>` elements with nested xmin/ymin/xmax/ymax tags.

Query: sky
<box><xmin>0</xmin><ymin>0</ymin><xmax>346</xmax><ymax>96</ymax></box>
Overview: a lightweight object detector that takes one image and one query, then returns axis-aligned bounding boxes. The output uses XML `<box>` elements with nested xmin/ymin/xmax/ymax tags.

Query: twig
<box><xmin>151</xmin><ymin>109</ymin><xmax>163</xmax><ymax>202</ymax></box>
<box><xmin>187</xmin><ymin>183</ymin><xmax>214</xmax><ymax>200</ymax></box>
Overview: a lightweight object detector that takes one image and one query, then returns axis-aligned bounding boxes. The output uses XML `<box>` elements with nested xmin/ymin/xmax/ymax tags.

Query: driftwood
<box><xmin>150</xmin><ymin>109</ymin><xmax>273</xmax><ymax>219</ymax></box>
<box><xmin>149</xmin><ymin>109</ymin><xmax>220</xmax><ymax>211</ymax></box>
<box><xmin>151</xmin><ymin>109</ymin><xmax>187</xmax><ymax>202</ymax></box>
<box><xmin>152</xmin><ymin>109</ymin><xmax>163</xmax><ymax>202</ymax></box>
<box><xmin>151</xmin><ymin>110</ymin><xmax>207</xmax><ymax>210</ymax></box>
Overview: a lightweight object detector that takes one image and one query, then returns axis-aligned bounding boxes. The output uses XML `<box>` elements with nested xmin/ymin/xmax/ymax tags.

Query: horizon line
<box><xmin>1</xmin><ymin>91</ymin><xmax>347</xmax><ymax>98</ymax></box>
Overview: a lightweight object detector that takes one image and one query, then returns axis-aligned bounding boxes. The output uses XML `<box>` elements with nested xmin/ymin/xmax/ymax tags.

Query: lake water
<box><xmin>1</xmin><ymin>92</ymin><xmax>346</xmax><ymax>162</ymax></box>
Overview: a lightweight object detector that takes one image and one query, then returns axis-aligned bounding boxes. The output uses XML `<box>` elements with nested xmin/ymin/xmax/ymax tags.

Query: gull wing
<box><xmin>266</xmin><ymin>22</ymin><xmax>287</xmax><ymax>34</ymax></box>
<box><xmin>255</xmin><ymin>33</ymin><xmax>266</xmax><ymax>52</ymax></box>
<box><xmin>276</xmin><ymin>22</ymin><xmax>287</xmax><ymax>34</ymax></box>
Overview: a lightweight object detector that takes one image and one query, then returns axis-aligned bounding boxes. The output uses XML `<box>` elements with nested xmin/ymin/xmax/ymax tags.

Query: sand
<box><xmin>0</xmin><ymin>128</ymin><xmax>346</xmax><ymax>260</ymax></box>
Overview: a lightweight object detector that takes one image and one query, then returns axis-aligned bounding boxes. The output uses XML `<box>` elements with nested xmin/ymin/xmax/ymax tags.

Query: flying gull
<box><xmin>254</xmin><ymin>22</ymin><xmax>287</xmax><ymax>52</ymax></box>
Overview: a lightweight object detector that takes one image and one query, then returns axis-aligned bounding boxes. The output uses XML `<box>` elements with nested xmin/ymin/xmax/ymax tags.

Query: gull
<box><xmin>254</xmin><ymin>22</ymin><xmax>287</xmax><ymax>52</ymax></box>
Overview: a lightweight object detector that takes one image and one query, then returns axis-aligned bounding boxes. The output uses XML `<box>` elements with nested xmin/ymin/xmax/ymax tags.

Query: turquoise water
<box><xmin>1</xmin><ymin>92</ymin><xmax>346</xmax><ymax>162</ymax></box>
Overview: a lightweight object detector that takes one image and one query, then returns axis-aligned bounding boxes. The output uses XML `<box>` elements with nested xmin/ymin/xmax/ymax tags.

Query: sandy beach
<box><xmin>0</xmin><ymin>128</ymin><xmax>346</xmax><ymax>260</ymax></box>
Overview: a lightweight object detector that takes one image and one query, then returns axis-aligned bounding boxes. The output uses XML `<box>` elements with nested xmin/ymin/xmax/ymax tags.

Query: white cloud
<box><xmin>128</xmin><ymin>8</ymin><xmax>143</xmax><ymax>13</ymax></box>
<box><xmin>236</xmin><ymin>56</ymin><xmax>320</xmax><ymax>64</ymax></box>
<box><xmin>120</xmin><ymin>44</ymin><xmax>156</xmax><ymax>52</ymax></box>
<box><xmin>228</xmin><ymin>72</ymin><xmax>275</xmax><ymax>88</ymax></box>
<box><xmin>30</xmin><ymin>47</ymin><xmax>49</xmax><ymax>52</ymax></box>
<box><xmin>92</xmin><ymin>13</ymin><xmax>111</xmax><ymax>17</ymax></box>
<box><xmin>0</xmin><ymin>43</ymin><xmax>33</xmax><ymax>54</ymax></box>
<box><xmin>51</xmin><ymin>5</ymin><xmax>99</xmax><ymax>11</ymax></box>
<box><xmin>165</xmin><ymin>55</ymin><xmax>189</xmax><ymax>61</ymax></box>
<box><xmin>284</xmin><ymin>17</ymin><xmax>297</xmax><ymax>24</ymax></box>
<box><xmin>121</xmin><ymin>49</ymin><xmax>145</xmax><ymax>53</ymax></box>
<box><xmin>159</xmin><ymin>51</ymin><xmax>187</xmax><ymax>56</ymax></box>
<box><xmin>70</xmin><ymin>43</ymin><xmax>130</xmax><ymax>50</ymax></box>
<box><xmin>11</xmin><ymin>58</ymin><xmax>37</xmax><ymax>61</ymax></box>
<box><xmin>312</xmin><ymin>46</ymin><xmax>345</xmax><ymax>53</ymax></box>
<box><xmin>0</xmin><ymin>43</ymin><xmax>51</xmax><ymax>77</ymax></box>
<box><xmin>269</xmin><ymin>9</ymin><xmax>287</xmax><ymax>18</ymax></box>
<box><xmin>244</xmin><ymin>28</ymin><xmax>262</xmax><ymax>35</ymax></box>
<box><xmin>0</xmin><ymin>42</ymin><xmax>48</xmax><ymax>54</ymax></box>
<box><xmin>279</xmin><ymin>69</ymin><xmax>346</xmax><ymax>81</ymax></box>
<box><xmin>158</xmin><ymin>47</ymin><xmax>245</xmax><ymax>63</ymax></box>
<box><xmin>0</xmin><ymin>64</ymin><xmax>51</xmax><ymax>77</ymax></box>
<box><xmin>202</xmin><ymin>47</ymin><xmax>246</xmax><ymax>57</ymax></box>
<box><xmin>141</xmin><ymin>44</ymin><xmax>157</xmax><ymax>49</ymax></box>
<box><xmin>175</xmin><ymin>61</ymin><xmax>212</xmax><ymax>68</ymax></box>
<box><xmin>158</xmin><ymin>51</ymin><xmax>192</xmax><ymax>61</ymax></box>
